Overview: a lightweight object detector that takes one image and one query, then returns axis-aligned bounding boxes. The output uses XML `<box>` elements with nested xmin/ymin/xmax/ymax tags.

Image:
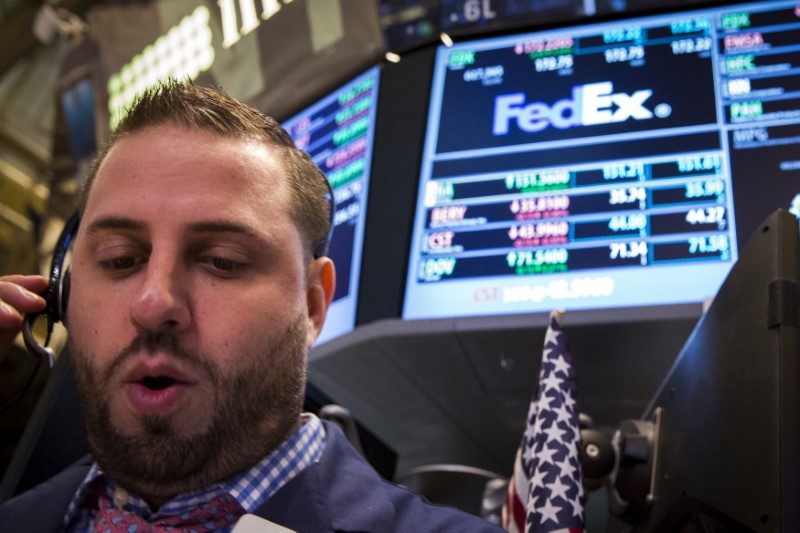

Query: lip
<box><xmin>125</xmin><ymin>381</ymin><xmax>189</xmax><ymax>415</ymax></box>
<box><xmin>122</xmin><ymin>356</ymin><xmax>196</xmax><ymax>416</ymax></box>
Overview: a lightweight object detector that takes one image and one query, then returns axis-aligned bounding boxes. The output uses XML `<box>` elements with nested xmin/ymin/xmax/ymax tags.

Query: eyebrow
<box><xmin>85</xmin><ymin>216</ymin><xmax>145</xmax><ymax>234</ymax></box>
<box><xmin>85</xmin><ymin>216</ymin><xmax>262</xmax><ymax>239</ymax></box>
<box><xmin>187</xmin><ymin>220</ymin><xmax>262</xmax><ymax>238</ymax></box>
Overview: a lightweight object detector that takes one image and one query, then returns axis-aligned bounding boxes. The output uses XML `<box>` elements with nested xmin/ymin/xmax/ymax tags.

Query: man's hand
<box><xmin>0</xmin><ymin>275</ymin><xmax>48</xmax><ymax>365</ymax></box>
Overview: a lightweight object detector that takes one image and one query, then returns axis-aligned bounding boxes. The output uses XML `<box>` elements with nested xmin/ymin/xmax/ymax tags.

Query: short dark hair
<box><xmin>79</xmin><ymin>81</ymin><xmax>331</xmax><ymax>260</ymax></box>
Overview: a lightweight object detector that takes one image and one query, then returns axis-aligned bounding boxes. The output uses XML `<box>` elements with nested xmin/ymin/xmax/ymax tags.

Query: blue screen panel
<box><xmin>283</xmin><ymin>67</ymin><xmax>380</xmax><ymax>343</ymax></box>
<box><xmin>404</xmin><ymin>1</ymin><xmax>800</xmax><ymax>319</ymax></box>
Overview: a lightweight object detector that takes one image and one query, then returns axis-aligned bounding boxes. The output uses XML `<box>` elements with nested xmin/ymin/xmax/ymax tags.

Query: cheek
<box><xmin>199</xmin><ymin>285</ymin><xmax>303</xmax><ymax>337</ymax></box>
<box><xmin>201</xmin><ymin>306</ymin><xmax>307</xmax><ymax>375</ymax></box>
<box><xmin>67</xmin><ymin>259</ymin><xmax>106</xmax><ymax>322</ymax></box>
<box><xmin>67</xmin><ymin>272</ymin><xmax>128</xmax><ymax>362</ymax></box>
<box><xmin>202</xmin><ymin>315</ymin><xmax>281</xmax><ymax>365</ymax></box>
<box><xmin>66</xmin><ymin>282</ymin><xmax>96</xmax><ymax>344</ymax></box>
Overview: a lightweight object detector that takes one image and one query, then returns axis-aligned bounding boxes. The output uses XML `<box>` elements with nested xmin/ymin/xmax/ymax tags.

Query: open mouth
<box><xmin>141</xmin><ymin>376</ymin><xmax>178</xmax><ymax>391</ymax></box>
<box><xmin>126</xmin><ymin>371</ymin><xmax>188</xmax><ymax>414</ymax></box>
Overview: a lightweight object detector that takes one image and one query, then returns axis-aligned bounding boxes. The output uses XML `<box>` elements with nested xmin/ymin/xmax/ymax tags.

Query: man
<box><xmin>0</xmin><ymin>82</ymin><xmax>502</xmax><ymax>532</ymax></box>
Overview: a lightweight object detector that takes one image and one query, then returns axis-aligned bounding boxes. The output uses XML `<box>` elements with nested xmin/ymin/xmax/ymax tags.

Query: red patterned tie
<box><xmin>92</xmin><ymin>484</ymin><xmax>245</xmax><ymax>532</ymax></box>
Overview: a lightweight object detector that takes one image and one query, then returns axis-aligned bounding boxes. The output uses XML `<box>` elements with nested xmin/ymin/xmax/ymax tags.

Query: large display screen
<box><xmin>283</xmin><ymin>67</ymin><xmax>380</xmax><ymax>344</ymax></box>
<box><xmin>404</xmin><ymin>0</ymin><xmax>800</xmax><ymax>320</ymax></box>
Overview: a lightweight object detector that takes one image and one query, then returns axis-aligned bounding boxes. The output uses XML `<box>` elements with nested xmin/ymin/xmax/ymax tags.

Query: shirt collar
<box><xmin>63</xmin><ymin>413</ymin><xmax>326</xmax><ymax>529</ymax></box>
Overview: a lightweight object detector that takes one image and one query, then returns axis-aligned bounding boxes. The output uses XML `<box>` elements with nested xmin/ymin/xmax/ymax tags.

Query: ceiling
<box><xmin>0</xmin><ymin>0</ymin><xmax>95</xmax><ymax>277</ymax></box>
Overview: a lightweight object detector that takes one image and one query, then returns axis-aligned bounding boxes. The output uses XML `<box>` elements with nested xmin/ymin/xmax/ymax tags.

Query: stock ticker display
<box><xmin>283</xmin><ymin>67</ymin><xmax>380</xmax><ymax>344</ymax></box>
<box><xmin>404</xmin><ymin>1</ymin><xmax>800</xmax><ymax>319</ymax></box>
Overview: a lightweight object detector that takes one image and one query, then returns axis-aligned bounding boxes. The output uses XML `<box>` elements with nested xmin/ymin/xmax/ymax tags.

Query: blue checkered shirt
<box><xmin>62</xmin><ymin>413</ymin><xmax>326</xmax><ymax>532</ymax></box>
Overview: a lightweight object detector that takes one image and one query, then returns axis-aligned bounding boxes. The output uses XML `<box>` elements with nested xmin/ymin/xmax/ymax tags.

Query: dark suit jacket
<box><xmin>0</xmin><ymin>421</ymin><xmax>503</xmax><ymax>532</ymax></box>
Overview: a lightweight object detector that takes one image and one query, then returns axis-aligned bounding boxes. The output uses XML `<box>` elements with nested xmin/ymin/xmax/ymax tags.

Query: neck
<box><xmin>143</xmin><ymin>494</ymin><xmax>171</xmax><ymax>511</ymax></box>
<box><xmin>125</xmin><ymin>415</ymin><xmax>306</xmax><ymax>510</ymax></box>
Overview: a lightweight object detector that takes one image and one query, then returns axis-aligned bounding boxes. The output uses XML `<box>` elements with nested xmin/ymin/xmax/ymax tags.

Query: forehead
<box><xmin>84</xmin><ymin>125</ymin><xmax>292</xmax><ymax>226</ymax></box>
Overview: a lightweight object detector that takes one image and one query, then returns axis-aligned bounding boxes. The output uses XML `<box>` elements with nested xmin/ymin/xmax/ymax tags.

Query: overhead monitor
<box><xmin>283</xmin><ymin>67</ymin><xmax>381</xmax><ymax>344</ymax></box>
<box><xmin>403</xmin><ymin>0</ymin><xmax>800</xmax><ymax>320</ymax></box>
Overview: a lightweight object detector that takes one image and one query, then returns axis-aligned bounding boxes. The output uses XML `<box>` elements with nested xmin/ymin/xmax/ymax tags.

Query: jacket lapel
<box><xmin>252</xmin><ymin>420</ymin><xmax>397</xmax><ymax>533</ymax></box>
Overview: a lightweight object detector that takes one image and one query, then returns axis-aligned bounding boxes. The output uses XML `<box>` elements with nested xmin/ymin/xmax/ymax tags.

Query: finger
<box><xmin>0</xmin><ymin>297</ymin><xmax>24</xmax><ymax>327</ymax></box>
<box><xmin>0</xmin><ymin>274</ymin><xmax>49</xmax><ymax>294</ymax></box>
<box><xmin>0</xmin><ymin>278</ymin><xmax>48</xmax><ymax>315</ymax></box>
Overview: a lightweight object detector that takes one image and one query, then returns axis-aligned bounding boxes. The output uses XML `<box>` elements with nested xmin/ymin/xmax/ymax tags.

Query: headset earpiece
<box><xmin>59</xmin><ymin>268</ymin><xmax>71</xmax><ymax>325</ymax></box>
<box><xmin>22</xmin><ymin>212</ymin><xmax>80</xmax><ymax>368</ymax></box>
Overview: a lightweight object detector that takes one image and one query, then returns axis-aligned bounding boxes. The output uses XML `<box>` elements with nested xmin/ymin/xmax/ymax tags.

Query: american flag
<box><xmin>502</xmin><ymin>310</ymin><xmax>585</xmax><ymax>533</ymax></box>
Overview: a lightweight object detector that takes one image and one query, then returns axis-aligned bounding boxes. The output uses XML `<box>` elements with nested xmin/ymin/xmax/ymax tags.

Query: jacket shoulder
<box><xmin>258</xmin><ymin>421</ymin><xmax>504</xmax><ymax>533</ymax></box>
<box><xmin>0</xmin><ymin>455</ymin><xmax>92</xmax><ymax>532</ymax></box>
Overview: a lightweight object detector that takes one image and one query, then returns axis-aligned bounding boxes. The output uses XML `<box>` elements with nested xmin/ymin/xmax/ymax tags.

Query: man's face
<box><xmin>67</xmin><ymin>124</ymin><xmax>332</xmax><ymax>501</ymax></box>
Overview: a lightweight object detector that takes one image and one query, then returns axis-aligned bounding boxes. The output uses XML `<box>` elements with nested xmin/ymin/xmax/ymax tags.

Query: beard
<box><xmin>69</xmin><ymin>314</ymin><xmax>308</xmax><ymax>503</ymax></box>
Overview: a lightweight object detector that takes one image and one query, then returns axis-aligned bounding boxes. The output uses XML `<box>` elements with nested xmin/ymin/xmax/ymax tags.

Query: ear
<box><xmin>305</xmin><ymin>257</ymin><xmax>335</xmax><ymax>348</ymax></box>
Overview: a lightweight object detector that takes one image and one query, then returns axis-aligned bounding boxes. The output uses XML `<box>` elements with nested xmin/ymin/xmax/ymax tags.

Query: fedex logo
<box><xmin>493</xmin><ymin>81</ymin><xmax>658</xmax><ymax>135</ymax></box>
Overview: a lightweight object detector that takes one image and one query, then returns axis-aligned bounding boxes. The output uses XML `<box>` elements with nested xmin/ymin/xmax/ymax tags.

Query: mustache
<box><xmin>103</xmin><ymin>330</ymin><xmax>209</xmax><ymax>382</ymax></box>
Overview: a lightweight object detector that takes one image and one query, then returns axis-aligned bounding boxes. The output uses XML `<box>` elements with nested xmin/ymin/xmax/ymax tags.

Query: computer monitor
<box><xmin>282</xmin><ymin>67</ymin><xmax>381</xmax><ymax>344</ymax></box>
<box><xmin>607</xmin><ymin>208</ymin><xmax>800</xmax><ymax>531</ymax></box>
<box><xmin>403</xmin><ymin>0</ymin><xmax>800</xmax><ymax>321</ymax></box>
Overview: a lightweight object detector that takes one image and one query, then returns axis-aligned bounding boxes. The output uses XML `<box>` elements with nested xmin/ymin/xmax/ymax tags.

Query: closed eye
<box><xmin>99</xmin><ymin>256</ymin><xmax>147</xmax><ymax>275</ymax></box>
<box><xmin>198</xmin><ymin>256</ymin><xmax>248</xmax><ymax>278</ymax></box>
<box><xmin>94</xmin><ymin>235</ymin><xmax>149</xmax><ymax>278</ymax></box>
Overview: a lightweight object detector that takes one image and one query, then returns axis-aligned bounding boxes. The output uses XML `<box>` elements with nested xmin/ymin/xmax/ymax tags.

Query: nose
<box><xmin>129</xmin><ymin>255</ymin><xmax>190</xmax><ymax>333</ymax></box>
